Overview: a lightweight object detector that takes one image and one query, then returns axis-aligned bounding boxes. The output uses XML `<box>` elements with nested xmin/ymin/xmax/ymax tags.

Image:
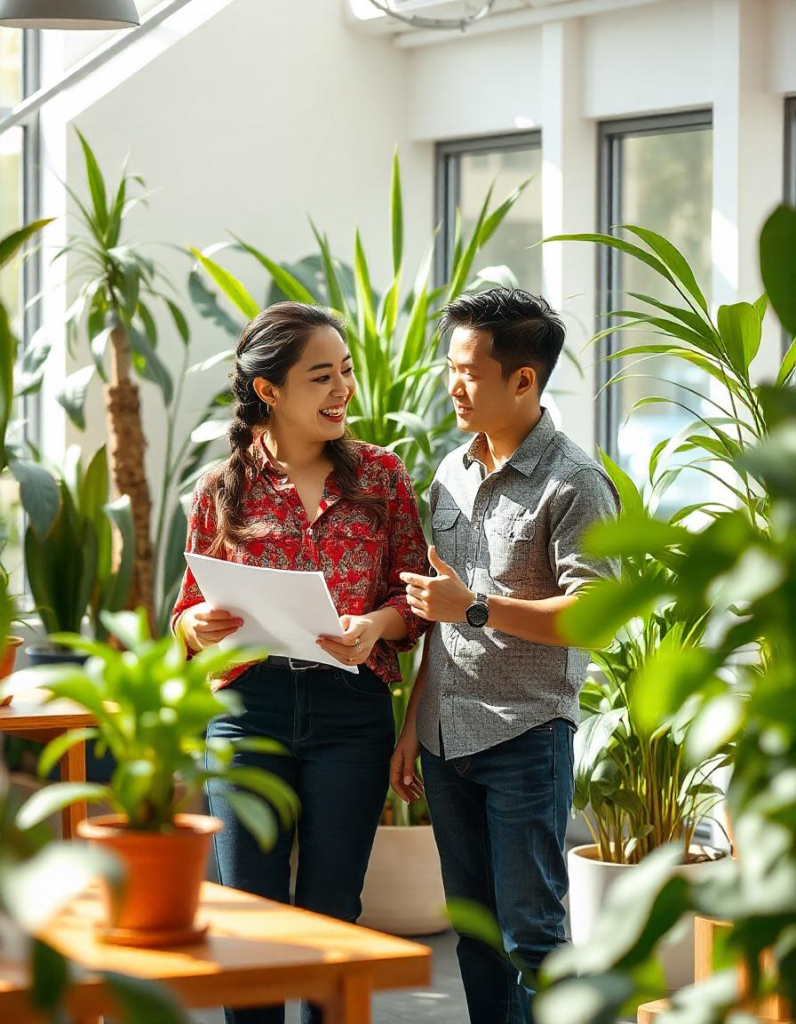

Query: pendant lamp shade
<box><xmin>0</xmin><ymin>0</ymin><xmax>140</xmax><ymax>29</ymax></box>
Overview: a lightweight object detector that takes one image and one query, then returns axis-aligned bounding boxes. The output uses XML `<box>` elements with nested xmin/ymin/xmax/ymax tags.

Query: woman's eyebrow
<box><xmin>306</xmin><ymin>353</ymin><xmax>353</xmax><ymax>372</ymax></box>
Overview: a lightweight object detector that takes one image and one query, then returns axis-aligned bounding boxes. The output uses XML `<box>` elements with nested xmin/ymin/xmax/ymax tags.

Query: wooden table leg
<box><xmin>61</xmin><ymin>739</ymin><xmax>87</xmax><ymax>840</ymax></box>
<box><xmin>323</xmin><ymin>974</ymin><xmax>372</xmax><ymax>1024</ymax></box>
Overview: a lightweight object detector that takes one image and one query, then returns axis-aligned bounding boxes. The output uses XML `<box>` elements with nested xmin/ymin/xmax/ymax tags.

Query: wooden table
<box><xmin>0</xmin><ymin>695</ymin><xmax>96</xmax><ymax>838</ymax></box>
<box><xmin>0</xmin><ymin>882</ymin><xmax>433</xmax><ymax>1024</ymax></box>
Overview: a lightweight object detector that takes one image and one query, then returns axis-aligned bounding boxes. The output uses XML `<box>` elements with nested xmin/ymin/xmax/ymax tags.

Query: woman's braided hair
<box><xmin>207</xmin><ymin>302</ymin><xmax>385</xmax><ymax>553</ymax></box>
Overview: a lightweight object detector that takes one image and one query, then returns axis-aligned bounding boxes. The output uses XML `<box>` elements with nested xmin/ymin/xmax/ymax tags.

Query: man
<box><xmin>395</xmin><ymin>288</ymin><xmax>619</xmax><ymax>1024</ymax></box>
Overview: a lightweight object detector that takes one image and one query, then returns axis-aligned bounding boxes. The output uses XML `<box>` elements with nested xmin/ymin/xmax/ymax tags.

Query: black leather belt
<box><xmin>264</xmin><ymin>656</ymin><xmax>324</xmax><ymax>672</ymax></box>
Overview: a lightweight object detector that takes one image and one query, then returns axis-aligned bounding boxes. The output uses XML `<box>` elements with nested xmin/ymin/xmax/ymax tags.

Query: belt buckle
<box><xmin>288</xmin><ymin>657</ymin><xmax>319</xmax><ymax>672</ymax></box>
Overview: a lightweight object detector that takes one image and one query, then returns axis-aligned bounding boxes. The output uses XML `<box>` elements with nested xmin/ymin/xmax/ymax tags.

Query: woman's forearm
<box><xmin>369</xmin><ymin>606</ymin><xmax>409</xmax><ymax>642</ymax></box>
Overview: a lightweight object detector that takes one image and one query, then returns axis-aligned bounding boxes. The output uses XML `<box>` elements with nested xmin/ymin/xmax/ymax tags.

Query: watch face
<box><xmin>466</xmin><ymin>601</ymin><xmax>489</xmax><ymax>628</ymax></box>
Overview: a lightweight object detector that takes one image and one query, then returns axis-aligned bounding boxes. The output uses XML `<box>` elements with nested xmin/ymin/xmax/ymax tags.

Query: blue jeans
<box><xmin>421</xmin><ymin>719</ymin><xmax>574</xmax><ymax>1024</ymax></box>
<box><xmin>206</xmin><ymin>661</ymin><xmax>394</xmax><ymax>1024</ymax></box>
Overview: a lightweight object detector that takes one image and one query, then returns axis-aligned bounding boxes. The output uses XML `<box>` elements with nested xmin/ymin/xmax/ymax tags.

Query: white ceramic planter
<box><xmin>359</xmin><ymin>824</ymin><xmax>449</xmax><ymax>936</ymax></box>
<box><xmin>568</xmin><ymin>843</ymin><xmax>724</xmax><ymax>991</ymax></box>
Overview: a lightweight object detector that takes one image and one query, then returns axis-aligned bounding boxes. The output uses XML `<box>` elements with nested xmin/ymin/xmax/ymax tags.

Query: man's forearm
<box><xmin>485</xmin><ymin>594</ymin><xmax>576</xmax><ymax>646</ymax></box>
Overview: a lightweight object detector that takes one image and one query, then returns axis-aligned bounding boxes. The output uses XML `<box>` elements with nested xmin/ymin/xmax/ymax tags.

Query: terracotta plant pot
<box><xmin>0</xmin><ymin>636</ymin><xmax>24</xmax><ymax>706</ymax></box>
<box><xmin>359</xmin><ymin>824</ymin><xmax>449</xmax><ymax>936</ymax></box>
<box><xmin>76</xmin><ymin>812</ymin><xmax>222</xmax><ymax>946</ymax></box>
<box><xmin>568</xmin><ymin>843</ymin><xmax>726</xmax><ymax>992</ymax></box>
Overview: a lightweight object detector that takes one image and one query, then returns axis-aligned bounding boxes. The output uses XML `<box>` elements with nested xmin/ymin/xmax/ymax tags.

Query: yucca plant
<box><xmin>53</xmin><ymin>131</ymin><xmax>192</xmax><ymax>619</ymax></box>
<box><xmin>188</xmin><ymin>151</ymin><xmax>533</xmax><ymax>508</ymax></box>
<box><xmin>544</xmin><ymin>222</ymin><xmax>796</xmax><ymax>530</ymax></box>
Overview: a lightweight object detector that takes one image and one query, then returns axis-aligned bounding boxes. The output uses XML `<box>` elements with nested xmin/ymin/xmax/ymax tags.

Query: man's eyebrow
<box><xmin>306</xmin><ymin>353</ymin><xmax>353</xmax><ymax>372</ymax></box>
<box><xmin>446</xmin><ymin>357</ymin><xmax>479</xmax><ymax>370</ymax></box>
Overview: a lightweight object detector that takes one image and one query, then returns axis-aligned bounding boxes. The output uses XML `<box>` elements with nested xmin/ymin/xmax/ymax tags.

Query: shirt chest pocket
<box><xmin>432</xmin><ymin>506</ymin><xmax>460</xmax><ymax>565</ymax></box>
<box><xmin>484</xmin><ymin>502</ymin><xmax>536</xmax><ymax>586</ymax></box>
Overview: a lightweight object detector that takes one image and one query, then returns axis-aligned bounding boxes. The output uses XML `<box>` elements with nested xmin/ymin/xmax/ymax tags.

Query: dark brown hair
<box><xmin>439</xmin><ymin>287</ymin><xmax>565</xmax><ymax>393</ymax></box>
<box><xmin>208</xmin><ymin>302</ymin><xmax>384</xmax><ymax>553</ymax></box>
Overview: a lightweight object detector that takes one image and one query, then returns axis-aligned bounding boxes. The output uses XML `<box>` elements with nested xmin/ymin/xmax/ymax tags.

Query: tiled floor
<box><xmin>190</xmin><ymin>928</ymin><xmax>466</xmax><ymax>1023</ymax></box>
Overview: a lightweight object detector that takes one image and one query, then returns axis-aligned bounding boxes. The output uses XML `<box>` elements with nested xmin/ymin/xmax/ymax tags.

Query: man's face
<box><xmin>447</xmin><ymin>326</ymin><xmax>529</xmax><ymax>435</ymax></box>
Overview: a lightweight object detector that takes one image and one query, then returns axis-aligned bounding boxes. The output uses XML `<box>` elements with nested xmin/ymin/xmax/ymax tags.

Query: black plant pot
<box><xmin>26</xmin><ymin>643</ymin><xmax>116</xmax><ymax>783</ymax></box>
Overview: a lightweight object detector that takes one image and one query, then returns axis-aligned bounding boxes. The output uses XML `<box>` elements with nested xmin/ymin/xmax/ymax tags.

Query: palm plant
<box><xmin>544</xmin><ymin>223</ymin><xmax>795</xmax><ymax>530</ymax></box>
<box><xmin>54</xmin><ymin>131</ymin><xmax>190</xmax><ymax>619</ymax></box>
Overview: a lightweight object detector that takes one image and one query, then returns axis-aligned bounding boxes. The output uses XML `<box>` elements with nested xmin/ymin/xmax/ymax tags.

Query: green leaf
<box><xmin>103</xmin><ymin>494</ymin><xmax>135</xmax><ymax>614</ymax></box>
<box><xmin>390</xmin><ymin>148</ymin><xmax>404</xmax><ymax>275</ymax></box>
<box><xmin>76</xmin><ymin>130</ymin><xmax>110</xmax><ymax>238</ymax></box>
<box><xmin>8</xmin><ymin>459</ymin><xmax>61</xmax><ymax>537</ymax></box>
<box><xmin>543</xmin><ymin>232</ymin><xmax>676</xmax><ymax>289</ymax></box>
<box><xmin>777</xmin><ymin>336</ymin><xmax>796</xmax><ymax>388</ymax></box>
<box><xmin>446</xmin><ymin>898</ymin><xmax>506</xmax><ymax>955</ymax></box>
<box><xmin>759</xmin><ymin>204</ymin><xmax>796</xmax><ymax>335</ymax></box>
<box><xmin>717</xmin><ymin>302</ymin><xmax>761</xmax><ymax>376</ymax></box>
<box><xmin>166</xmin><ymin>299</ymin><xmax>190</xmax><ymax>344</ymax></box>
<box><xmin>620</xmin><ymin>225</ymin><xmax>709</xmax><ymax>314</ymax></box>
<box><xmin>104</xmin><ymin>972</ymin><xmax>190</xmax><ymax>1024</ymax></box>
<box><xmin>128</xmin><ymin>324</ymin><xmax>174</xmax><ymax>405</ymax></box>
<box><xmin>233</xmin><ymin>237</ymin><xmax>317</xmax><ymax>304</ymax></box>
<box><xmin>0</xmin><ymin>219</ymin><xmax>54</xmax><ymax>270</ymax></box>
<box><xmin>16</xmin><ymin>782</ymin><xmax>110</xmax><ymax>830</ymax></box>
<box><xmin>30</xmin><ymin>940</ymin><xmax>70</xmax><ymax>1013</ymax></box>
<box><xmin>56</xmin><ymin>364</ymin><xmax>95</xmax><ymax>430</ymax></box>
<box><xmin>38</xmin><ymin>727</ymin><xmax>101</xmax><ymax>779</ymax></box>
<box><xmin>559</xmin><ymin>574</ymin><xmax>670</xmax><ymax>649</ymax></box>
<box><xmin>190</xmin><ymin>248</ymin><xmax>260</xmax><ymax>319</ymax></box>
<box><xmin>597</xmin><ymin>448</ymin><xmax>643</xmax><ymax>518</ymax></box>
<box><xmin>225</xmin><ymin>790</ymin><xmax>278</xmax><ymax>851</ymax></box>
<box><xmin>187</xmin><ymin>266</ymin><xmax>243</xmax><ymax>337</ymax></box>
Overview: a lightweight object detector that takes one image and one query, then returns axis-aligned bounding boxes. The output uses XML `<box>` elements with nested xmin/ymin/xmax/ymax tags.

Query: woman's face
<box><xmin>257</xmin><ymin>326</ymin><xmax>356</xmax><ymax>444</ymax></box>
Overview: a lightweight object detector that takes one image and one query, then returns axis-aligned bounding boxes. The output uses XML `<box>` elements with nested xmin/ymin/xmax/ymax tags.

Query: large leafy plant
<box><xmin>527</xmin><ymin>206</ymin><xmax>796</xmax><ymax>1024</ymax></box>
<box><xmin>574</xmin><ymin>454</ymin><xmax>723</xmax><ymax>865</ymax></box>
<box><xmin>4</xmin><ymin>611</ymin><xmax>296</xmax><ymax>843</ymax></box>
<box><xmin>189</xmin><ymin>151</ymin><xmax>533</xmax><ymax>507</ymax></box>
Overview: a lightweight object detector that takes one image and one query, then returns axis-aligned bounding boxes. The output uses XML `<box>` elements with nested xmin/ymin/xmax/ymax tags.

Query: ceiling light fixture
<box><xmin>365</xmin><ymin>0</ymin><xmax>496</xmax><ymax>32</ymax></box>
<box><xmin>0</xmin><ymin>0</ymin><xmax>140</xmax><ymax>30</ymax></box>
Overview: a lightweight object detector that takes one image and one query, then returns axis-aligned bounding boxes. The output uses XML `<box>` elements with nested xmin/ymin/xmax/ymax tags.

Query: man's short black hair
<box><xmin>439</xmin><ymin>288</ymin><xmax>566</xmax><ymax>393</ymax></box>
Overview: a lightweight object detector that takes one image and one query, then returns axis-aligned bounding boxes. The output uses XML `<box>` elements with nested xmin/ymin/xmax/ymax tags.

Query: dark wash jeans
<box><xmin>420</xmin><ymin>719</ymin><xmax>575</xmax><ymax>1024</ymax></box>
<box><xmin>206</xmin><ymin>661</ymin><xmax>394</xmax><ymax>1024</ymax></box>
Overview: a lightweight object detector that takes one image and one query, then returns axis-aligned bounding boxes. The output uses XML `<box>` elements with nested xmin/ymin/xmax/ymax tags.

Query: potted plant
<box><xmin>3</xmin><ymin>609</ymin><xmax>297</xmax><ymax>947</ymax></box>
<box><xmin>22</xmin><ymin>444</ymin><xmax>134</xmax><ymax>666</ymax></box>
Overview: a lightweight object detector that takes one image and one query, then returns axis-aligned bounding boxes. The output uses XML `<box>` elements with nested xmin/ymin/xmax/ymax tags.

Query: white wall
<box><xmin>37</xmin><ymin>0</ymin><xmax>796</xmax><ymax>478</ymax></box>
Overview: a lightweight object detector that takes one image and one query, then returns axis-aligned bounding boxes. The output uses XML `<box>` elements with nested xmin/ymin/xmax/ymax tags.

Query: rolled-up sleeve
<box><xmin>548</xmin><ymin>468</ymin><xmax>620</xmax><ymax>594</ymax></box>
<box><xmin>378</xmin><ymin>457</ymin><xmax>431</xmax><ymax>651</ymax></box>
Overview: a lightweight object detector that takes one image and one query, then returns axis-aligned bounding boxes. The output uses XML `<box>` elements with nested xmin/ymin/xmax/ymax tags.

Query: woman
<box><xmin>172</xmin><ymin>302</ymin><xmax>429</xmax><ymax>1024</ymax></box>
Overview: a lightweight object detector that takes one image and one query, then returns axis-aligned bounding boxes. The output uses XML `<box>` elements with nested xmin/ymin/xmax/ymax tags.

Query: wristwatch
<box><xmin>465</xmin><ymin>592</ymin><xmax>490</xmax><ymax>628</ymax></box>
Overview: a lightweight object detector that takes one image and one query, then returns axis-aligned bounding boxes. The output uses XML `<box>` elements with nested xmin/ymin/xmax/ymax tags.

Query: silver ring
<box><xmin>354</xmin><ymin>638</ymin><xmax>361</xmax><ymax>648</ymax></box>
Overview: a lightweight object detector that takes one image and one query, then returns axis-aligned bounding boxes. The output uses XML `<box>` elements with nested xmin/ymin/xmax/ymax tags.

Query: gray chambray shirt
<box><xmin>417</xmin><ymin>409</ymin><xmax>620</xmax><ymax>759</ymax></box>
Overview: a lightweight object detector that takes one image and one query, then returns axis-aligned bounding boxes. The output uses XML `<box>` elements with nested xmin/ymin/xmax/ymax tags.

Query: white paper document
<box><xmin>184</xmin><ymin>553</ymin><xmax>358</xmax><ymax>673</ymax></box>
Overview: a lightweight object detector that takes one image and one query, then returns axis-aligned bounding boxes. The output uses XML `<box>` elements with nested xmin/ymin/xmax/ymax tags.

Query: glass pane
<box><xmin>0</xmin><ymin>28</ymin><xmax>23</xmax><ymax>109</ymax></box>
<box><xmin>458</xmin><ymin>144</ymin><xmax>543</xmax><ymax>294</ymax></box>
<box><xmin>0</xmin><ymin>125</ymin><xmax>23</xmax><ymax>326</ymax></box>
<box><xmin>0</xmin><ymin>125</ymin><xmax>24</xmax><ymax>603</ymax></box>
<box><xmin>614</xmin><ymin>128</ymin><xmax>713</xmax><ymax>517</ymax></box>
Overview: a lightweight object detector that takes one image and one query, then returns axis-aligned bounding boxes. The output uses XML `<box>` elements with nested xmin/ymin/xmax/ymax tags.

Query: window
<box><xmin>598</xmin><ymin>112</ymin><xmax>713</xmax><ymax>517</ymax></box>
<box><xmin>1</xmin><ymin>28</ymin><xmax>41</xmax><ymax>598</ymax></box>
<box><xmin>436</xmin><ymin>133</ymin><xmax>543</xmax><ymax>293</ymax></box>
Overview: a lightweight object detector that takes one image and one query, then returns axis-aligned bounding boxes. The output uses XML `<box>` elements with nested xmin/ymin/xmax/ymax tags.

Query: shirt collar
<box><xmin>462</xmin><ymin>409</ymin><xmax>556</xmax><ymax>478</ymax></box>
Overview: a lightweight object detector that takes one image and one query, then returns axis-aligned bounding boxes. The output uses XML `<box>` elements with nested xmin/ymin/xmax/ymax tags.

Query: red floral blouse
<box><xmin>172</xmin><ymin>438</ymin><xmax>430</xmax><ymax>689</ymax></box>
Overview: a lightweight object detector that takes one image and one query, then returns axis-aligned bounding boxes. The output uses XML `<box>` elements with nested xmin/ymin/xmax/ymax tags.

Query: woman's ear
<box><xmin>253</xmin><ymin>376</ymin><xmax>278</xmax><ymax>409</ymax></box>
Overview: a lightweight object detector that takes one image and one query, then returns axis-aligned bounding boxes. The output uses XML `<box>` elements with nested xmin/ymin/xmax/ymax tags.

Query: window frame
<box><xmin>784</xmin><ymin>95</ymin><xmax>796</xmax><ymax>357</ymax></box>
<box><xmin>596</xmin><ymin>109</ymin><xmax>713</xmax><ymax>458</ymax></box>
<box><xmin>1</xmin><ymin>29</ymin><xmax>42</xmax><ymax>444</ymax></box>
<box><xmin>434</xmin><ymin>131</ymin><xmax>542</xmax><ymax>287</ymax></box>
